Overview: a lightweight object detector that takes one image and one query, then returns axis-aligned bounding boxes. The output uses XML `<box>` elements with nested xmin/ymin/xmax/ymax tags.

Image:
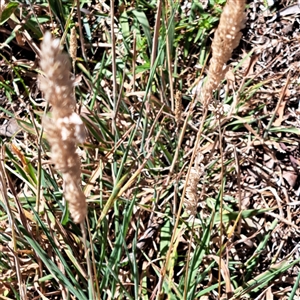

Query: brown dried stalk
<box><xmin>39</xmin><ymin>32</ymin><xmax>87</xmax><ymax>223</ymax></box>
<box><xmin>199</xmin><ymin>0</ymin><xmax>246</xmax><ymax>105</ymax></box>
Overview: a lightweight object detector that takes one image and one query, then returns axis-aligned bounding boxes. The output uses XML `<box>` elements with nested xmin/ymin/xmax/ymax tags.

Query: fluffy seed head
<box><xmin>40</xmin><ymin>32</ymin><xmax>87</xmax><ymax>223</ymax></box>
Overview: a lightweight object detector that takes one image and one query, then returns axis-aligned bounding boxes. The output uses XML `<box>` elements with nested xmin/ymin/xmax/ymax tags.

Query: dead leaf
<box><xmin>263</xmin><ymin>153</ymin><xmax>275</xmax><ymax>169</ymax></box>
<box><xmin>282</xmin><ymin>170</ymin><xmax>298</xmax><ymax>187</ymax></box>
<box><xmin>0</xmin><ymin>118</ymin><xmax>20</xmax><ymax>137</ymax></box>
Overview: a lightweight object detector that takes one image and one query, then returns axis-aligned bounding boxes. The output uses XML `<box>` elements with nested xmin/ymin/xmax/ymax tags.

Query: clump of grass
<box><xmin>0</xmin><ymin>0</ymin><xmax>299</xmax><ymax>299</ymax></box>
<box><xmin>39</xmin><ymin>31</ymin><xmax>87</xmax><ymax>223</ymax></box>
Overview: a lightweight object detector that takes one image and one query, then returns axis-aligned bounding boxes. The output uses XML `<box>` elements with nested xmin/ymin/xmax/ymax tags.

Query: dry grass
<box><xmin>0</xmin><ymin>0</ymin><xmax>299</xmax><ymax>299</ymax></box>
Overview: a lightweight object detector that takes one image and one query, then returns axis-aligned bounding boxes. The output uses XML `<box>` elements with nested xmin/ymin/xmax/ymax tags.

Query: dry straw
<box><xmin>39</xmin><ymin>32</ymin><xmax>87</xmax><ymax>223</ymax></box>
<box><xmin>198</xmin><ymin>0</ymin><xmax>246</xmax><ymax>105</ymax></box>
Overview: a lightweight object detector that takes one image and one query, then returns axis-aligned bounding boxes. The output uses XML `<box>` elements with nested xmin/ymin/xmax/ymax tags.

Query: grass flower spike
<box><xmin>39</xmin><ymin>32</ymin><xmax>87</xmax><ymax>223</ymax></box>
<box><xmin>199</xmin><ymin>0</ymin><xmax>246</xmax><ymax>105</ymax></box>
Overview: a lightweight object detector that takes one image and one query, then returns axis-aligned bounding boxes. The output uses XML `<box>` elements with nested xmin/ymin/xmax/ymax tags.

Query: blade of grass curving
<box><xmin>8</xmin><ymin>285</ymin><xmax>20</xmax><ymax>300</ymax></box>
<box><xmin>244</xmin><ymin>219</ymin><xmax>278</xmax><ymax>281</ymax></box>
<box><xmin>81</xmin><ymin>222</ymin><xmax>96</xmax><ymax>300</ymax></box>
<box><xmin>90</xmin><ymin>54</ymin><xmax>107</xmax><ymax>109</ymax></box>
<box><xmin>21</xmin><ymin>0</ymin><xmax>43</xmax><ymax>36</ymax></box>
<box><xmin>160</xmin><ymin>207</ymin><xmax>171</xmax><ymax>255</ymax></box>
<box><xmin>234</xmin><ymin>256</ymin><xmax>300</xmax><ymax>298</ymax></box>
<box><xmin>100</xmin><ymin>257</ymin><xmax>134</xmax><ymax>299</ymax></box>
<box><xmin>193</xmin><ymin>277</ymin><xmax>238</xmax><ymax>298</ymax></box>
<box><xmin>18</xmin><ymin>225</ymin><xmax>88</xmax><ymax>299</ymax></box>
<box><xmin>289</xmin><ymin>268</ymin><xmax>300</xmax><ymax>300</ymax></box>
<box><xmin>162</xmin><ymin>0</ymin><xmax>178</xmax><ymax>111</ymax></box>
<box><xmin>139</xmin><ymin>34</ymin><xmax>169</xmax><ymax>151</ymax></box>
<box><xmin>131</xmin><ymin>240</ymin><xmax>139</xmax><ymax>299</ymax></box>
<box><xmin>0</xmin><ymin>1</ymin><xmax>18</xmax><ymax>25</ymax></box>
<box><xmin>0</xmin><ymin>148</ymin><xmax>25</xmax><ymax>298</ymax></box>
<box><xmin>268</xmin><ymin>126</ymin><xmax>300</xmax><ymax>134</ymax></box>
<box><xmin>182</xmin><ymin>211</ymin><xmax>214</xmax><ymax>298</ymax></box>
<box><xmin>121</xmin><ymin>193</ymin><xmax>138</xmax><ymax>298</ymax></box>
<box><xmin>94</xmin><ymin>168</ymin><xmax>131</xmax><ymax>229</ymax></box>
<box><xmin>213</xmin><ymin>207</ymin><xmax>273</xmax><ymax>224</ymax></box>
<box><xmin>77</xmin><ymin>62</ymin><xmax>93</xmax><ymax>80</ymax></box>
<box><xmin>29</xmin><ymin>206</ymin><xmax>88</xmax><ymax>293</ymax></box>
<box><xmin>11</xmin><ymin>143</ymin><xmax>37</xmax><ymax>184</ymax></box>
<box><xmin>42</xmin><ymin>170</ymin><xmax>59</xmax><ymax>193</ymax></box>
<box><xmin>47</xmin><ymin>0</ymin><xmax>67</xmax><ymax>30</ymax></box>
<box><xmin>4</xmin><ymin>159</ymin><xmax>37</xmax><ymax>195</ymax></box>
<box><xmin>0</xmin><ymin>81</ymin><xmax>15</xmax><ymax>99</ymax></box>
<box><xmin>167</xmin><ymin>224</ymin><xmax>182</xmax><ymax>298</ymax></box>
<box><xmin>120</xmin><ymin>10</ymin><xmax>131</xmax><ymax>53</ymax></box>
<box><xmin>141</xmin><ymin>249</ymin><xmax>183</xmax><ymax>298</ymax></box>
<box><xmin>94</xmin><ymin>121</ymin><xmax>162</xmax><ymax>230</ymax></box>
<box><xmin>99</xmin><ymin>201</ymin><xmax>135</xmax><ymax>299</ymax></box>
<box><xmin>131</xmin><ymin>10</ymin><xmax>152</xmax><ymax>50</ymax></box>
<box><xmin>1</xmin><ymin>60</ymin><xmax>30</xmax><ymax>98</ymax></box>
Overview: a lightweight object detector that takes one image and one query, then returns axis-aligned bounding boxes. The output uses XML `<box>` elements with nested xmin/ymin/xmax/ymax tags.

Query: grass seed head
<box><xmin>199</xmin><ymin>0</ymin><xmax>246</xmax><ymax>105</ymax></box>
<box><xmin>69</xmin><ymin>27</ymin><xmax>77</xmax><ymax>63</ymax></box>
<box><xmin>39</xmin><ymin>31</ymin><xmax>87</xmax><ymax>223</ymax></box>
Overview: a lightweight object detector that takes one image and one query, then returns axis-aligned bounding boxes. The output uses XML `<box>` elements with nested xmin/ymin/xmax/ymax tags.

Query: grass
<box><xmin>0</xmin><ymin>0</ymin><xmax>299</xmax><ymax>299</ymax></box>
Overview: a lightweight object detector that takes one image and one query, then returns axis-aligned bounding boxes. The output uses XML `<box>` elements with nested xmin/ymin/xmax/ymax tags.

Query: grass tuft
<box><xmin>0</xmin><ymin>0</ymin><xmax>299</xmax><ymax>299</ymax></box>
